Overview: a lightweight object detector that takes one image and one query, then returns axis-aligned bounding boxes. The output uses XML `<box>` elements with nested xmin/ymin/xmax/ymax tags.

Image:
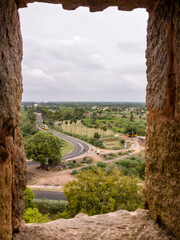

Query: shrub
<box><xmin>32</xmin><ymin>199</ymin><xmax>68</xmax><ymax>215</ymax></box>
<box><xmin>94</xmin><ymin>132</ymin><xmax>101</xmax><ymax>139</ymax></box>
<box><xmin>115</xmin><ymin>157</ymin><xmax>145</xmax><ymax>178</ymax></box>
<box><xmin>81</xmin><ymin>166</ymin><xmax>94</xmax><ymax>171</ymax></box>
<box><xmin>64</xmin><ymin>168</ymin><xmax>142</xmax><ymax>217</ymax></box>
<box><xmin>120</xmin><ymin>139</ymin><xmax>125</xmax><ymax>144</ymax></box>
<box><xmin>136</xmin><ymin>161</ymin><xmax>145</xmax><ymax>180</ymax></box>
<box><xmin>82</xmin><ymin>157</ymin><xmax>93</xmax><ymax>164</ymax></box>
<box><xmin>118</xmin><ymin>151</ymin><xmax>123</xmax><ymax>155</ymax></box>
<box><xmin>109</xmin><ymin>153</ymin><xmax>116</xmax><ymax>157</ymax></box>
<box><xmin>96</xmin><ymin>161</ymin><xmax>107</xmax><ymax>168</ymax></box>
<box><xmin>55</xmin><ymin>211</ymin><xmax>70</xmax><ymax>219</ymax></box>
<box><xmin>116</xmin><ymin>160</ymin><xmax>133</xmax><ymax>168</ymax></box>
<box><xmin>24</xmin><ymin>187</ymin><xmax>36</xmax><ymax>209</ymax></box>
<box><xmin>103</xmin><ymin>153</ymin><xmax>117</xmax><ymax>160</ymax></box>
<box><xmin>23</xmin><ymin>208</ymin><xmax>49</xmax><ymax>223</ymax></box>
<box><xmin>67</xmin><ymin>162</ymin><xmax>76</xmax><ymax>169</ymax></box>
<box><xmin>71</xmin><ymin>170</ymin><xmax>79</xmax><ymax>175</ymax></box>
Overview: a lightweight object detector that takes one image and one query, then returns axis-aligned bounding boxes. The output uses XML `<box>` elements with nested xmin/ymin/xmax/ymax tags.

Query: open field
<box><xmin>56</xmin><ymin>120</ymin><xmax>114</xmax><ymax>138</ymax></box>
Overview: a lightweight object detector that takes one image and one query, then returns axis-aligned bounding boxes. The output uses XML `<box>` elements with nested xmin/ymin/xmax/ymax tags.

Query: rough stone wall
<box><xmin>0</xmin><ymin>1</ymin><xmax>26</xmax><ymax>239</ymax></box>
<box><xmin>144</xmin><ymin>0</ymin><xmax>180</xmax><ymax>238</ymax></box>
<box><xmin>0</xmin><ymin>0</ymin><xmax>180</xmax><ymax>239</ymax></box>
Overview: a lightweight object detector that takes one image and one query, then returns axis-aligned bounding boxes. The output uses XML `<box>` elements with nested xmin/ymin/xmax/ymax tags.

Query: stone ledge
<box><xmin>13</xmin><ymin>209</ymin><xmax>176</xmax><ymax>240</ymax></box>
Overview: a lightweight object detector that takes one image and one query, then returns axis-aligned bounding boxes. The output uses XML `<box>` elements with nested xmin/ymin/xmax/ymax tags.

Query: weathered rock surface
<box><xmin>13</xmin><ymin>210</ymin><xmax>176</xmax><ymax>240</ymax></box>
<box><xmin>0</xmin><ymin>0</ymin><xmax>26</xmax><ymax>239</ymax></box>
<box><xmin>144</xmin><ymin>0</ymin><xmax>180</xmax><ymax>238</ymax></box>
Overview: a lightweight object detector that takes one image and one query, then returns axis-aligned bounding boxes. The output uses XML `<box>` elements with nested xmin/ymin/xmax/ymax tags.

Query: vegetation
<box><xmin>23</xmin><ymin>187</ymin><xmax>50</xmax><ymax>223</ymax></box>
<box><xmin>61</xmin><ymin>139</ymin><xmax>74</xmax><ymax>156</ymax></box>
<box><xmin>24</xmin><ymin>187</ymin><xmax>36</xmax><ymax>209</ymax></box>
<box><xmin>25</xmin><ymin>131</ymin><xmax>62</xmax><ymax>167</ymax></box>
<box><xmin>23</xmin><ymin>207</ymin><xmax>49</xmax><ymax>223</ymax></box>
<box><xmin>22</xmin><ymin>102</ymin><xmax>146</xmax><ymax>150</ymax></box>
<box><xmin>54</xmin><ymin>128</ymin><xmax>105</xmax><ymax>148</ymax></box>
<box><xmin>24</xmin><ymin>187</ymin><xmax>68</xmax><ymax>222</ymax></box>
<box><xmin>64</xmin><ymin>168</ymin><xmax>142</xmax><ymax>217</ymax></box>
<box><xmin>22</xmin><ymin>102</ymin><xmax>146</xmax><ymax>222</ymax></box>
<box><xmin>115</xmin><ymin>154</ymin><xmax>145</xmax><ymax>180</ymax></box>
<box><xmin>33</xmin><ymin>199</ymin><xmax>68</xmax><ymax>218</ymax></box>
<box><xmin>20</xmin><ymin>107</ymin><xmax>39</xmax><ymax>145</ymax></box>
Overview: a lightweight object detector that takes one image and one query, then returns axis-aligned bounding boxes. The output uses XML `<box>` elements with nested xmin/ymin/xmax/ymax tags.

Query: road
<box><xmin>34</xmin><ymin>113</ymin><xmax>90</xmax><ymax>160</ymax></box>
<box><xmin>33</xmin><ymin>190</ymin><xmax>66</xmax><ymax>201</ymax></box>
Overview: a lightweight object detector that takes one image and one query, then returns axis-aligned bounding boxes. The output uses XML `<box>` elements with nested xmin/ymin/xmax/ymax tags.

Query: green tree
<box><xmin>65</xmin><ymin>120</ymin><xmax>68</xmax><ymax>131</ymax></box>
<box><xmin>70</xmin><ymin>119</ymin><xmax>73</xmax><ymax>133</ymax></box>
<box><xmin>49</xmin><ymin>118</ymin><xmax>54</xmax><ymax>129</ymax></box>
<box><xmin>25</xmin><ymin>131</ymin><xmax>62</xmax><ymax>167</ymax></box>
<box><xmin>130</xmin><ymin>111</ymin><xmax>134</xmax><ymax>122</ymax></box>
<box><xmin>24</xmin><ymin>105</ymin><xmax>28</xmax><ymax>111</ymax></box>
<box><xmin>120</xmin><ymin>139</ymin><xmax>125</xmax><ymax>144</ymax></box>
<box><xmin>103</xmin><ymin>125</ymin><xmax>107</xmax><ymax>136</ymax></box>
<box><xmin>94</xmin><ymin>132</ymin><xmax>100</xmax><ymax>139</ymax></box>
<box><xmin>27</xmin><ymin>108</ymin><xmax>36</xmax><ymax>124</ymax></box>
<box><xmin>73</xmin><ymin>118</ymin><xmax>77</xmax><ymax>133</ymax></box>
<box><xmin>64</xmin><ymin>168</ymin><xmax>142</xmax><ymax>217</ymax></box>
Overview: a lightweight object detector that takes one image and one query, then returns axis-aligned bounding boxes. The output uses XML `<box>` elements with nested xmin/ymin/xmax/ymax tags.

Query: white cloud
<box><xmin>19</xmin><ymin>4</ymin><xmax>148</xmax><ymax>102</ymax></box>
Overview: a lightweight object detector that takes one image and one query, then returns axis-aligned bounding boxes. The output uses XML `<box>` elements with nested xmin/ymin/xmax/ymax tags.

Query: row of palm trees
<box><xmin>60</xmin><ymin>119</ymin><xmax>108</xmax><ymax>138</ymax></box>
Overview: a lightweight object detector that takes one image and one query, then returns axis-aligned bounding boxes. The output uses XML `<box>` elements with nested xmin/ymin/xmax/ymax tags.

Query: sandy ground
<box><xmin>27</xmin><ymin>167</ymin><xmax>76</xmax><ymax>190</ymax></box>
<box><xmin>27</xmin><ymin>137</ymin><xmax>144</xmax><ymax>191</ymax></box>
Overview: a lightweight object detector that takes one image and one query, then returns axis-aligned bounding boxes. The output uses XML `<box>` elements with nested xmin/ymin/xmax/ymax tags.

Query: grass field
<box><xmin>61</xmin><ymin>140</ymin><xmax>74</xmax><ymax>155</ymax></box>
<box><xmin>102</xmin><ymin>137</ymin><xmax>131</xmax><ymax>150</ymax></box>
<box><xmin>56</xmin><ymin>120</ymin><xmax>114</xmax><ymax>138</ymax></box>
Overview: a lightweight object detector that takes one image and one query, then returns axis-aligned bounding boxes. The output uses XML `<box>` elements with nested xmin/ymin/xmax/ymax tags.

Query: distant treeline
<box><xmin>22</xmin><ymin>101</ymin><xmax>146</xmax><ymax>109</ymax></box>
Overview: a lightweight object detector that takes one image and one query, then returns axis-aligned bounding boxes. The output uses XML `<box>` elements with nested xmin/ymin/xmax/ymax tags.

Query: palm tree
<box><xmin>73</xmin><ymin>118</ymin><xmax>77</xmax><ymax>134</ymax></box>
<box><xmin>65</xmin><ymin>120</ymin><xmax>68</xmax><ymax>131</ymax></box>
<box><xmin>80</xmin><ymin>119</ymin><xmax>84</xmax><ymax>135</ymax></box>
<box><xmin>103</xmin><ymin>125</ymin><xmax>107</xmax><ymax>136</ymax></box>
<box><xmin>70</xmin><ymin>119</ymin><xmax>73</xmax><ymax>133</ymax></box>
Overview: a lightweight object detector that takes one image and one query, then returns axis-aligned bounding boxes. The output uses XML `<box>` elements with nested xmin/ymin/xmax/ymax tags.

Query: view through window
<box><xmin>19</xmin><ymin>4</ymin><xmax>148</xmax><ymax>222</ymax></box>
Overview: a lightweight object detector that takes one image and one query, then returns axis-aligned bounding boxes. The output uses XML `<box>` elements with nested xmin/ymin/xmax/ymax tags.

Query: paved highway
<box><xmin>34</xmin><ymin>113</ymin><xmax>90</xmax><ymax>160</ymax></box>
<box><xmin>33</xmin><ymin>190</ymin><xmax>66</xmax><ymax>201</ymax></box>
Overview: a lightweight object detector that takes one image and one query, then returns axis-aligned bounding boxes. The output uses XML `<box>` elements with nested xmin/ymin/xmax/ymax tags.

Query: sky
<box><xmin>19</xmin><ymin>3</ymin><xmax>148</xmax><ymax>102</ymax></box>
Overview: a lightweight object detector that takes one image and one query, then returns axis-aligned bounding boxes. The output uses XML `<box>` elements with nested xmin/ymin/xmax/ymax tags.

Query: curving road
<box><xmin>34</xmin><ymin>113</ymin><xmax>90</xmax><ymax>160</ymax></box>
<box><xmin>52</xmin><ymin>130</ymin><xmax>90</xmax><ymax>160</ymax></box>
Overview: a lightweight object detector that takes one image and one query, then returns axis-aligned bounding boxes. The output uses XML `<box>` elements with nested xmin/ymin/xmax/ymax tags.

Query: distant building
<box><xmin>34</xmin><ymin>104</ymin><xmax>39</xmax><ymax>107</ymax></box>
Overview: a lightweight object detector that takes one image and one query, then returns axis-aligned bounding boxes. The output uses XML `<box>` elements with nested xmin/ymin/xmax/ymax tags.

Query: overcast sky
<box><xmin>19</xmin><ymin>4</ymin><xmax>148</xmax><ymax>102</ymax></box>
